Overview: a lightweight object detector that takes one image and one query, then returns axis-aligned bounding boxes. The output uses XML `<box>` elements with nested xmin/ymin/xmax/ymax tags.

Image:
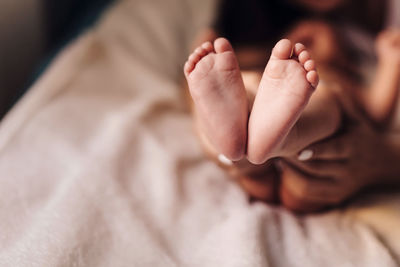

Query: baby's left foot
<box><xmin>184</xmin><ymin>38</ymin><xmax>248</xmax><ymax>161</ymax></box>
<box><xmin>248</xmin><ymin>39</ymin><xmax>319</xmax><ymax>164</ymax></box>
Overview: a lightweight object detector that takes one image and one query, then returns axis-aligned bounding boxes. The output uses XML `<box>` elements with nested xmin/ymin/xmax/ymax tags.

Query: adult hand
<box><xmin>279</xmin><ymin>93</ymin><xmax>400</xmax><ymax>213</ymax></box>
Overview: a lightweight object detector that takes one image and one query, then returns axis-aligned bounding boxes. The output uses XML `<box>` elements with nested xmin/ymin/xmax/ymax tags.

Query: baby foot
<box><xmin>247</xmin><ymin>39</ymin><xmax>319</xmax><ymax>164</ymax></box>
<box><xmin>184</xmin><ymin>38</ymin><xmax>248</xmax><ymax>161</ymax></box>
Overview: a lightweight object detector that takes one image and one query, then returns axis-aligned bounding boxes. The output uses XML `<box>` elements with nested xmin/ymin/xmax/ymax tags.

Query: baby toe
<box><xmin>195</xmin><ymin>47</ymin><xmax>207</xmax><ymax>57</ymax></box>
<box><xmin>189</xmin><ymin>53</ymin><xmax>201</xmax><ymax>64</ymax></box>
<box><xmin>214</xmin><ymin>38</ymin><xmax>234</xmax><ymax>53</ymax></box>
<box><xmin>298</xmin><ymin>51</ymin><xmax>311</xmax><ymax>65</ymax></box>
<box><xmin>304</xmin><ymin>60</ymin><xmax>316</xmax><ymax>71</ymax></box>
<box><xmin>294</xmin><ymin>43</ymin><xmax>306</xmax><ymax>57</ymax></box>
<box><xmin>271</xmin><ymin>39</ymin><xmax>293</xmax><ymax>60</ymax></box>
<box><xmin>202</xmin><ymin>41</ymin><xmax>214</xmax><ymax>53</ymax></box>
<box><xmin>306</xmin><ymin>70</ymin><xmax>319</xmax><ymax>87</ymax></box>
<box><xmin>184</xmin><ymin>61</ymin><xmax>195</xmax><ymax>76</ymax></box>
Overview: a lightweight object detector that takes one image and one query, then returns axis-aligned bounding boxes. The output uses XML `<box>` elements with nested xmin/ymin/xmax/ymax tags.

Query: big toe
<box><xmin>271</xmin><ymin>39</ymin><xmax>293</xmax><ymax>60</ymax></box>
<box><xmin>214</xmin><ymin>38</ymin><xmax>234</xmax><ymax>54</ymax></box>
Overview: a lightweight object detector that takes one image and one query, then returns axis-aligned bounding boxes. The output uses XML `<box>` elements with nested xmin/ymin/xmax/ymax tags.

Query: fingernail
<box><xmin>218</xmin><ymin>154</ymin><xmax>233</xmax><ymax>166</ymax></box>
<box><xmin>298</xmin><ymin>150</ymin><xmax>313</xmax><ymax>161</ymax></box>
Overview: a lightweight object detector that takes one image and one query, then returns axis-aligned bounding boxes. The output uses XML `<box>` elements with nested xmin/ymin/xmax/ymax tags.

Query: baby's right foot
<box><xmin>248</xmin><ymin>39</ymin><xmax>319</xmax><ymax>164</ymax></box>
<box><xmin>184</xmin><ymin>38</ymin><xmax>248</xmax><ymax>161</ymax></box>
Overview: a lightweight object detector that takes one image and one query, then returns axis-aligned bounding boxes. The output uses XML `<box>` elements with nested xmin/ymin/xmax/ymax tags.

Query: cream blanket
<box><xmin>1</xmin><ymin>0</ymin><xmax>400</xmax><ymax>266</ymax></box>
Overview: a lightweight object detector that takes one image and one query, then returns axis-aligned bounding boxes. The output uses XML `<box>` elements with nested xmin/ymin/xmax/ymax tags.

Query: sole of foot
<box><xmin>184</xmin><ymin>38</ymin><xmax>249</xmax><ymax>161</ymax></box>
<box><xmin>247</xmin><ymin>39</ymin><xmax>319</xmax><ymax>165</ymax></box>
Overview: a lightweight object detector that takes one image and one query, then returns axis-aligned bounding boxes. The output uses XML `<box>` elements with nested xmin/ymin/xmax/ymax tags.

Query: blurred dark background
<box><xmin>0</xmin><ymin>0</ymin><xmax>113</xmax><ymax>119</ymax></box>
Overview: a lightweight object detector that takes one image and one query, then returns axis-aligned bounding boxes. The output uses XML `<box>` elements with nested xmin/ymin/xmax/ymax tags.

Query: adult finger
<box><xmin>239</xmin><ymin>174</ymin><xmax>279</xmax><ymax>203</ymax></box>
<box><xmin>279</xmin><ymin>161</ymin><xmax>347</xmax><ymax>212</ymax></box>
<box><xmin>238</xmin><ymin>160</ymin><xmax>279</xmax><ymax>202</ymax></box>
<box><xmin>280</xmin><ymin>185</ymin><xmax>326</xmax><ymax>213</ymax></box>
<box><xmin>296</xmin><ymin>135</ymin><xmax>351</xmax><ymax>161</ymax></box>
<box><xmin>284</xmin><ymin>157</ymin><xmax>346</xmax><ymax>179</ymax></box>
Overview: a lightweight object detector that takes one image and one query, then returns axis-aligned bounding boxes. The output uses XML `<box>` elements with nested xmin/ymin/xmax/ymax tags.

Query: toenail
<box><xmin>218</xmin><ymin>154</ymin><xmax>233</xmax><ymax>166</ymax></box>
<box><xmin>298</xmin><ymin>150</ymin><xmax>313</xmax><ymax>161</ymax></box>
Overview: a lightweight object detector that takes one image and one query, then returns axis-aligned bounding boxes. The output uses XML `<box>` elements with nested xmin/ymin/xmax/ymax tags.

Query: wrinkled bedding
<box><xmin>1</xmin><ymin>0</ymin><xmax>400</xmax><ymax>266</ymax></box>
